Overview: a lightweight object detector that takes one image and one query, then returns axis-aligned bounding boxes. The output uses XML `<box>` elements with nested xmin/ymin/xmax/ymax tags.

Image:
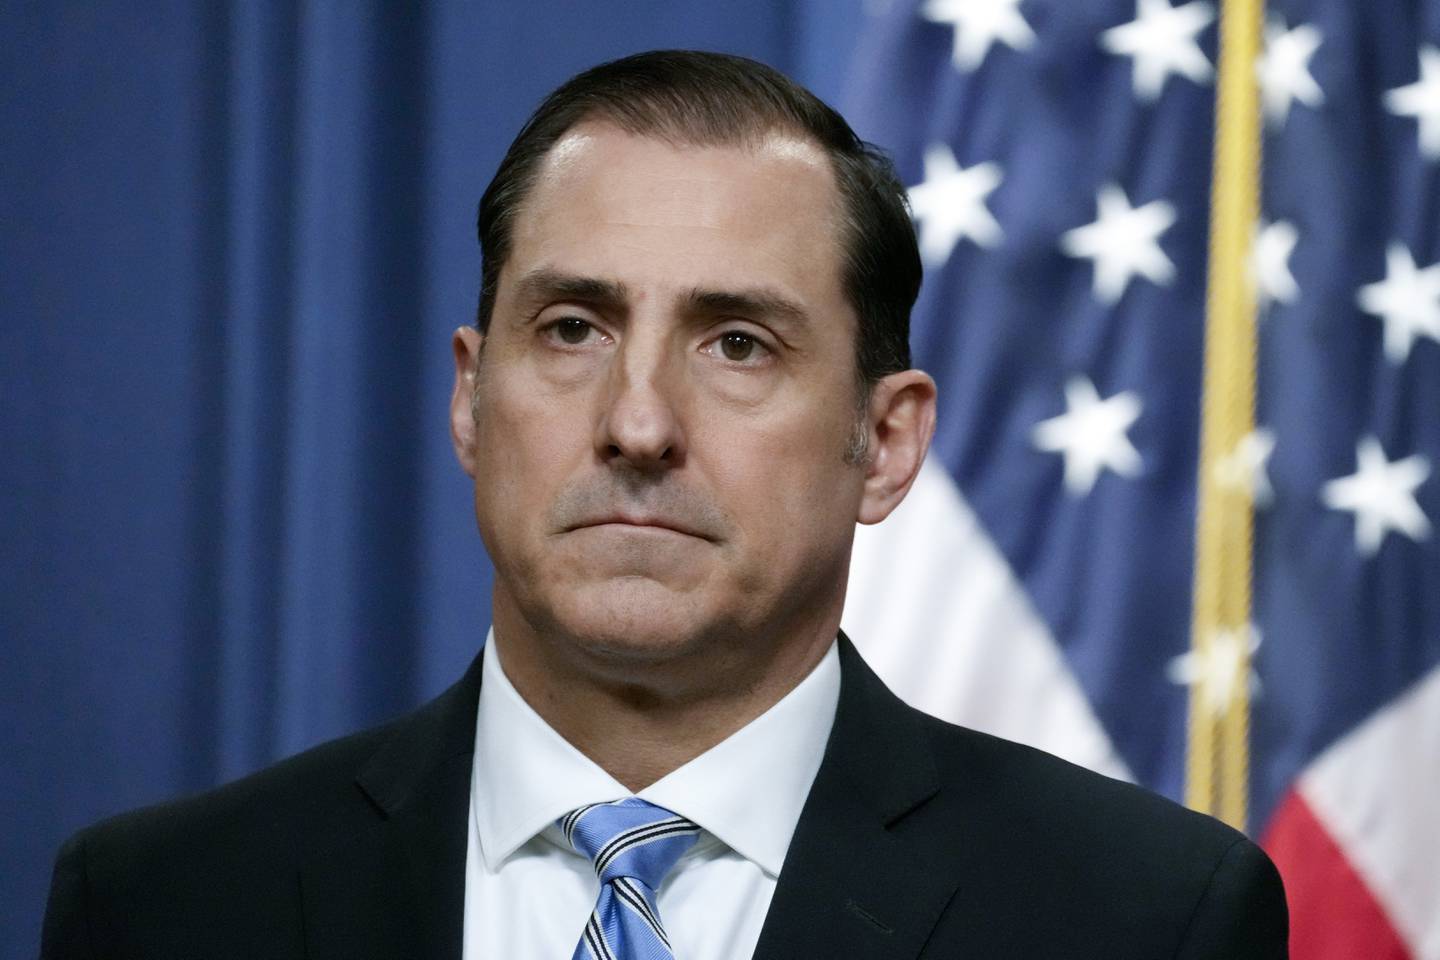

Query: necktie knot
<box><xmin>559</xmin><ymin>798</ymin><xmax>701</xmax><ymax>888</ymax></box>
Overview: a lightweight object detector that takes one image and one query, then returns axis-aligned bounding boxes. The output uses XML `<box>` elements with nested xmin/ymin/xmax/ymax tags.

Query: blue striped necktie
<box><xmin>559</xmin><ymin>798</ymin><xmax>701</xmax><ymax>960</ymax></box>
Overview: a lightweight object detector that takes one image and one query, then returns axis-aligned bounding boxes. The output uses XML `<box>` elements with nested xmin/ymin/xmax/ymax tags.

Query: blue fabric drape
<box><xmin>0</xmin><ymin>3</ymin><xmax>864</xmax><ymax>955</ymax></box>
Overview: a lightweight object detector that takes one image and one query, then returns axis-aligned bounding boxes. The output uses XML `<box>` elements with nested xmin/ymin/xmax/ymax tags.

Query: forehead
<box><xmin>502</xmin><ymin>122</ymin><xmax>849</xmax><ymax>311</ymax></box>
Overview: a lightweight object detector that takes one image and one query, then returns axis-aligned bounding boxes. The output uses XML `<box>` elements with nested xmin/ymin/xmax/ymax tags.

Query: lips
<box><xmin>568</xmin><ymin>514</ymin><xmax>712</xmax><ymax>540</ymax></box>
<box><xmin>550</xmin><ymin>481</ymin><xmax>728</xmax><ymax>543</ymax></box>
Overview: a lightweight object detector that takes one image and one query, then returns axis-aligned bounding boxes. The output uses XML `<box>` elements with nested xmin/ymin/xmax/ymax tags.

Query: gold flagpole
<box><xmin>1187</xmin><ymin>0</ymin><xmax>1264</xmax><ymax>830</ymax></box>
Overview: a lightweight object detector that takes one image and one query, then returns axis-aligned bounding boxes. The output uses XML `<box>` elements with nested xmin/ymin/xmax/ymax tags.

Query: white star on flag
<box><xmin>1213</xmin><ymin>428</ymin><xmax>1276</xmax><ymax>508</ymax></box>
<box><xmin>1355</xmin><ymin>242</ymin><xmax>1440</xmax><ymax>364</ymax></box>
<box><xmin>1384</xmin><ymin>45</ymin><xmax>1440</xmax><ymax>160</ymax></box>
<box><xmin>908</xmin><ymin>145</ymin><xmax>1004</xmax><ymax>264</ymax></box>
<box><xmin>1253</xmin><ymin>219</ymin><xmax>1300</xmax><ymax>310</ymax></box>
<box><xmin>1032</xmin><ymin>376</ymin><xmax>1144</xmax><ymax>496</ymax></box>
<box><xmin>1167</xmin><ymin>623</ymin><xmax>1262</xmax><ymax>715</ymax></box>
<box><xmin>1101</xmin><ymin>0</ymin><xmax>1216</xmax><ymax>102</ymax></box>
<box><xmin>1061</xmin><ymin>184</ymin><xmax>1177</xmax><ymax>305</ymax></box>
<box><xmin>1256</xmin><ymin>20</ymin><xmax>1325</xmax><ymax>128</ymax></box>
<box><xmin>1321</xmin><ymin>436</ymin><xmax>1432</xmax><ymax>557</ymax></box>
<box><xmin>921</xmin><ymin>0</ymin><xmax>1036</xmax><ymax>73</ymax></box>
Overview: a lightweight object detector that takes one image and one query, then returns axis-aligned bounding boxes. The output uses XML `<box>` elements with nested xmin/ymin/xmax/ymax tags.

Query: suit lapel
<box><xmin>300</xmin><ymin>654</ymin><xmax>482</xmax><ymax>960</ymax></box>
<box><xmin>752</xmin><ymin>635</ymin><xmax>961</xmax><ymax>960</ymax></box>
<box><xmin>293</xmin><ymin>635</ymin><xmax>967</xmax><ymax>959</ymax></box>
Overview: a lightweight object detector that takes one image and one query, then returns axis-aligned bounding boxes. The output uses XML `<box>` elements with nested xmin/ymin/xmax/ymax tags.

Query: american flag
<box><xmin>835</xmin><ymin>1</ymin><xmax>1440</xmax><ymax>956</ymax></box>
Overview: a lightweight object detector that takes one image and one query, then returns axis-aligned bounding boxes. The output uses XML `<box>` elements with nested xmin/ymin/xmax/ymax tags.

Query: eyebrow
<box><xmin>509</xmin><ymin>268</ymin><xmax>811</xmax><ymax>332</ymax></box>
<box><xmin>684</xmin><ymin>287</ymin><xmax>810</xmax><ymax>330</ymax></box>
<box><xmin>511</xmin><ymin>269</ymin><xmax>630</xmax><ymax>312</ymax></box>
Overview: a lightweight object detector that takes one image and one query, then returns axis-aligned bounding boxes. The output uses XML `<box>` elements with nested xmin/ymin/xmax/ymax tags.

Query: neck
<box><xmin>490</xmin><ymin>597</ymin><xmax>839</xmax><ymax>792</ymax></box>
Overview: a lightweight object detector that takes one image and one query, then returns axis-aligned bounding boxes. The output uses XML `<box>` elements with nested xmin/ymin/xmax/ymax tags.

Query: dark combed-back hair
<box><xmin>475</xmin><ymin>49</ymin><xmax>921</xmax><ymax>384</ymax></box>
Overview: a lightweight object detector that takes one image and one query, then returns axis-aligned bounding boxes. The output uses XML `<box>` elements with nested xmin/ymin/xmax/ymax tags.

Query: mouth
<box><xmin>567</xmin><ymin>515</ymin><xmax>713</xmax><ymax>541</ymax></box>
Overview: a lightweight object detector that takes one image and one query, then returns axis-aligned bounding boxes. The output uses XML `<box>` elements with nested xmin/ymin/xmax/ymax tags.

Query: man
<box><xmin>42</xmin><ymin>50</ymin><xmax>1287</xmax><ymax>959</ymax></box>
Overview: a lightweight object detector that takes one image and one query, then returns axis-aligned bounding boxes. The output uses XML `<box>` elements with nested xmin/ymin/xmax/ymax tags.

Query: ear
<box><xmin>857</xmin><ymin>369</ymin><xmax>937</xmax><ymax>525</ymax></box>
<box><xmin>450</xmin><ymin>326</ymin><xmax>485</xmax><ymax>477</ymax></box>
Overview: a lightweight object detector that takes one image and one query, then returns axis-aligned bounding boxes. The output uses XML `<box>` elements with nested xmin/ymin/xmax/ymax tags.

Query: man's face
<box><xmin>454</xmin><ymin>122</ymin><xmax>871</xmax><ymax>675</ymax></box>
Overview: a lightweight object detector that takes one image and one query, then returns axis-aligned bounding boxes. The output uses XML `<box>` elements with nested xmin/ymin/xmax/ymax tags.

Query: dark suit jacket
<box><xmin>42</xmin><ymin>636</ymin><xmax>1288</xmax><ymax>958</ymax></box>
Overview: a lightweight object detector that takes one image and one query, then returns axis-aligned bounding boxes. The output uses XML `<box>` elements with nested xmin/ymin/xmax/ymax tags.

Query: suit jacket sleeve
<box><xmin>1176</xmin><ymin>835</ymin><xmax>1289</xmax><ymax>960</ymax></box>
<box><xmin>42</xmin><ymin>830</ymin><xmax>98</xmax><ymax>960</ymax></box>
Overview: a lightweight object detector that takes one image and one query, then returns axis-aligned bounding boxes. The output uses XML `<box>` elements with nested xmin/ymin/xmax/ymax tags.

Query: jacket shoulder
<box><xmin>919</xmin><ymin>710</ymin><xmax>1231</xmax><ymax>846</ymax></box>
<box><xmin>40</xmin><ymin>718</ymin><xmax>400</xmax><ymax>960</ymax></box>
<box><xmin>73</xmin><ymin>714</ymin><xmax>403</xmax><ymax>868</ymax></box>
<box><xmin>42</xmin><ymin>655</ymin><xmax>483</xmax><ymax>960</ymax></box>
<box><xmin>63</xmin><ymin>649</ymin><xmax>482</xmax><ymax>873</ymax></box>
<box><xmin>910</xmin><ymin>710</ymin><xmax>1288</xmax><ymax>957</ymax></box>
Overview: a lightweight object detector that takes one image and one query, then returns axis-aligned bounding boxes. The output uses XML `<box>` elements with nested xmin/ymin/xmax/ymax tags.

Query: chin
<box><xmin>543</xmin><ymin>577</ymin><xmax>722</xmax><ymax>664</ymax></box>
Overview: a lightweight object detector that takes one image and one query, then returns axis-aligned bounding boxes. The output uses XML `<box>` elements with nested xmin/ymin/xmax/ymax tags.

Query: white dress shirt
<box><xmin>462</xmin><ymin>629</ymin><xmax>840</xmax><ymax>960</ymax></box>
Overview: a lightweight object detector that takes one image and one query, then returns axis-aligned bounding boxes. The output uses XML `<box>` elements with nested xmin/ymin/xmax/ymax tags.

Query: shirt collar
<box><xmin>471</xmin><ymin>628</ymin><xmax>840</xmax><ymax>879</ymax></box>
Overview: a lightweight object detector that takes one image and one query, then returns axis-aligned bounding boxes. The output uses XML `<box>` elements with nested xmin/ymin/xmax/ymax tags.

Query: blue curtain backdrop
<box><xmin>0</xmin><ymin>3</ymin><xmax>866</xmax><ymax>954</ymax></box>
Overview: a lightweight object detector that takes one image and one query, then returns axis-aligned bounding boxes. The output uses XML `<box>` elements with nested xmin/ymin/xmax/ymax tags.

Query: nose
<box><xmin>594</xmin><ymin>334</ymin><xmax>686</xmax><ymax>471</ymax></box>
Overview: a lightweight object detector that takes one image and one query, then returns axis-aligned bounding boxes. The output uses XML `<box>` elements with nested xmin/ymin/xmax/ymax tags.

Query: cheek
<box><xmin>472</xmin><ymin>374</ymin><xmax>590</xmax><ymax>536</ymax></box>
<box><xmin>699</xmin><ymin>399</ymin><xmax>862</xmax><ymax>539</ymax></box>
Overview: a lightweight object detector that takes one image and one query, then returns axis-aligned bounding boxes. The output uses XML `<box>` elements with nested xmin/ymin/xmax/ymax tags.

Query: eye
<box><xmin>704</xmin><ymin>330</ymin><xmax>771</xmax><ymax>364</ymax></box>
<box><xmin>540</xmin><ymin>314</ymin><xmax>608</xmax><ymax>349</ymax></box>
<box><xmin>554</xmin><ymin>317</ymin><xmax>594</xmax><ymax>345</ymax></box>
